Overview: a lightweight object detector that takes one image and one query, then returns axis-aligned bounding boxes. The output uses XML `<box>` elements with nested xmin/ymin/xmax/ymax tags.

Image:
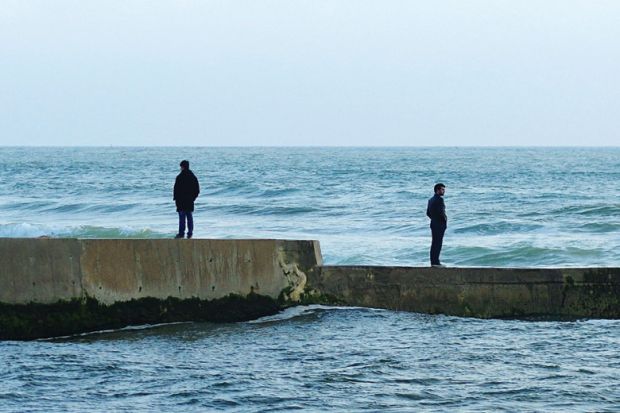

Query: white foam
<box><xmin>248</xmin><ymin>304</ymin><xmax>383</xmax><ymax>324</ymax></box>
<box><xmin>0</xmin><ymin>222</ymin><xmax>164</xmax><ymax>238</ymax></box>
<box><xmin>0</xmin><ymin>222</ymin><xmax>53</xmax><ymax>238</ymax></box>
<box><xmin>38</xmin><ymin>321</ymin><xmax>192</xmax><ymax>340</ymax></box>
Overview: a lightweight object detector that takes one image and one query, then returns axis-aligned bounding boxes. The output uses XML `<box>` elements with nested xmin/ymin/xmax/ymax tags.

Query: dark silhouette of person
<box><xmin>426</xmin><ymin>183</ymin><xmax>447</xmax><ymax>267</ymax></box>
<box><xmin>174</xmin><ymin>160</ymin><xmax>200</xmax><ymax>239</ymax></box>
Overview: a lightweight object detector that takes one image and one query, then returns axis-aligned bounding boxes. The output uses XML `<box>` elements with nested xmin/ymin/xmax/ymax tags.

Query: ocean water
<box><xmin>1</xmin><ymin>146</ymin><xmax>620</xmax><ymax>411</ymax></box>
<box><xmin>2</xmin><ymin>307</ymin><xmax>620</xmax><ymax>412</ymax></box>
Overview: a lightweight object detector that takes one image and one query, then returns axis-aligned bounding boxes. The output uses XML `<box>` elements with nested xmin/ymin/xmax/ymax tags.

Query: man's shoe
<box><xmin>186</xmin><ymin>233</ymin><xmax>193</xmax><ymax>239</ymax></box>
<box><xmin>174</xmin><ymin>234</ymin><xmax>184</xmax><ymax>239</ymax></box>
<box><xmin>431</xmin><ymin>264</ymin><xmax>446</xmax><ymax>268</ymax></box>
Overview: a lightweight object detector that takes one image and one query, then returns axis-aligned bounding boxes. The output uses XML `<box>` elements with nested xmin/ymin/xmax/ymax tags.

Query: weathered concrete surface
<box><xmin>0</xmin><ymin>238</ymin><xmax>322</xmax><ymax>339</ymax></box>
<box><xmin>0</xmin><ymin>238</ymin><xmax>322</xmax><ymax>305</ymax></box>
<box><xmin>2</xmin><ymin>237</ymin><xmax>620</xmax><ymax>339</ymax></box>
<box><xmin>309</xmin><ymin>266</ymin><xmax>620</xmax><ymax>319</ymax></box>
<box><xmin>0</xmin><ymin>238</ymin><xmax>83</xmax><ymax>305</ymax></box>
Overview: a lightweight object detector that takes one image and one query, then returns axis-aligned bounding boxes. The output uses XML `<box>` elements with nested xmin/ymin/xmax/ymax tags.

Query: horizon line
<box><xmin>1</xmin><ymin>144</ymin><xmax>619</xmax><ymax>149</ymax></box>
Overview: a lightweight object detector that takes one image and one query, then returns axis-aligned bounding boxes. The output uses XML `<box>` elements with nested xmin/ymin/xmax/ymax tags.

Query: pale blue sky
<box><xmin>1</xmin><ymin>1</ymin><xmax>618</xmax><ymax>146</ymax></box>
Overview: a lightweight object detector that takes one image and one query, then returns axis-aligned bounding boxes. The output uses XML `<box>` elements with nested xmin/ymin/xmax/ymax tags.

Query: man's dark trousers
<box><xmin>430</xmin><ymin>221</ymin><xmax>446</xmax><ymax>265</ymax></box>
<box><xmin>178</xmin><ymin>211</ymin><xmax>194</xmax><ymax>237</ymax></box>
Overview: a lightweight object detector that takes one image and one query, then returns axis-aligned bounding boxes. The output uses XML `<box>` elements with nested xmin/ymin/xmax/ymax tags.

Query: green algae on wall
<box><xmin>560</xmin><ymin>269</ymin><xmax>620</xmax><ymax>318</ymax></box>
<box><xmin>0</xmin><ymin>293</ymin><xmax>281</xmax><ymax>341</ymax></box>
<box><xmin>278</xmin><ymin>283</ymin><xmax>344</xmax><ymax>307</ymax></box>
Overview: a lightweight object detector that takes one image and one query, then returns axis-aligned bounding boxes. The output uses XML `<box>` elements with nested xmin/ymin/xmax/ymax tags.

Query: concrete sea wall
<box><xmin>0</xmin><ymin>238</ymin><xmax>322</xmax><ymax>339</ymax></box>
<box><xmin>309</xmin><ymin>266</ymin><xmax>620</xmax><ymax>319</ymax></box>
<box><xmin>1</xmin><ymin>238</ymin><xmax>619</xmax><ymax>339</ymax></box>
<box><xmin>0</xmin><ymin>238</ymin><xmax>322</xmax><ymax>305</ymax></box>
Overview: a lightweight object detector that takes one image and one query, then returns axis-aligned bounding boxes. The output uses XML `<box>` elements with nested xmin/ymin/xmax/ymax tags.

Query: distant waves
<box><xmin>0</xmin><ymin>146</ymin><xmax>618</xmax><ymax>267</ymax></box>
<box><xmin>0</xmin><ymin>223</ymin><xmax>166</xmax><ymax>239</ymax></box>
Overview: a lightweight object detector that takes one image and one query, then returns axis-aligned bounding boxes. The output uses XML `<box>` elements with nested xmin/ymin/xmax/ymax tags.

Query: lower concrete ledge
<box><xmin>308</xmin><ymin>266</ymin><xmax>620</xmax><ymax>319</ymax></box>
<box><xmin>0</xmin><ymin>293</ymin><xmax>281</xmax><ymax>340</ymax></box>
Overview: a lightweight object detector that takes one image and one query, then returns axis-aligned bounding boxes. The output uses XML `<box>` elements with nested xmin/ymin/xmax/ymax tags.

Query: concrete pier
<box><xmin>0</xmin><ymin>238</ymin><xmax>321</xmax><ymax>339</ymax></box>
<box><xmin>0</xmin><ymin>238</ymin><xmax>322</xmax><ymax>305</ymax></box>
<box><xmin>1</xmin><ymin>238</ymin><xmax>619</xmax><ymax>339</ymax></box>
<box><xmin>309</xmin><ymin>266</ymin><xmax>620</xmax><ymax>319</ymax></box>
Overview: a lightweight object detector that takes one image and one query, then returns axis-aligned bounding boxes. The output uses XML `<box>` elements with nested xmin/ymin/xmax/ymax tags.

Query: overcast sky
<box><xmin>0</xmin><ymin>1</ymin><xmax>618</xmax><ymax>146</ymax></box>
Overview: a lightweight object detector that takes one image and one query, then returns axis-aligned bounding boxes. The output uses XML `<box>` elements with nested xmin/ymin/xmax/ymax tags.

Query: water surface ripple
<box><xmin>1</xmin><ymin>307</ymin><xmax>619</xmax><ymax>412</ymax></box>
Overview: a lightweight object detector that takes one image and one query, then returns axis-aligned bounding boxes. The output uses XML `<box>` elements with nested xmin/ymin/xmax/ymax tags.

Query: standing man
<box><xmin>426</xmin><ymin>183</ymin><xmax>447</xmax><ymax>267</ymax></box>
<box><xmin>174</xmin><ymin>160</ymin><xmax>200</xmax><ymax>239</ymax></box>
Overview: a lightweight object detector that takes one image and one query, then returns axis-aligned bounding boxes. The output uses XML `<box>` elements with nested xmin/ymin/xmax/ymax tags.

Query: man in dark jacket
<box><xmin>426</xmin><ymin>183</ymin><xmax>447</xmax><ymax>267</ymax></box>
<box><xmin>174</xmin><ymin>160</ymin><xmax>200</xmax><ymax>239</ymax></box>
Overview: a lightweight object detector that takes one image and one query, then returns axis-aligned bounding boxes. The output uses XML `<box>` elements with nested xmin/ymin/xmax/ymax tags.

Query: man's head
<box><xmin>434</xmin><ymin>183</ymin><xmax>446</xmax><ymax>196</ymax></box>
<box><xmin>180</xmin><ymin>160</ymin><xmax>190</xmax><ymax>170</ymax></box>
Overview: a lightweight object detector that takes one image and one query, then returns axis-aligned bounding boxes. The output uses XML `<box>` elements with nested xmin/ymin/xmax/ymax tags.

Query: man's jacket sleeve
<box><xmin>439</xmin><ymin>197</ymin><xmax>447</xmax><ymax>222</ymax></box>
<box><xmin>194</xmin><ymin>176</ymin><xmax>200</xmax><ymax>200</ymax></box>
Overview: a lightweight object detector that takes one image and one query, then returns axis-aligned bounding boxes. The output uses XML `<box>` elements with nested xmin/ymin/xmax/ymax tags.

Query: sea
<box><xmin>1</xmin><ymin>146</ymin><xmax>619</xmax><ymax>411</ymax></box>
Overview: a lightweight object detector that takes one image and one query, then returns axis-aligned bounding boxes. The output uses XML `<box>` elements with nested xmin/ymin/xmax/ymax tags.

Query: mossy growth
<box><xmin>561</xmin><ymin>278</ymin><xmax>620</xmax><ymax>318</ymax></box>
<box><xmin>277</xmin><ymin>284</ymin><xmax>343</xmax><ymax>307</ymax></box>
<box><xmin>0</xmin><ymin>293</ymin><xmax>280</xmax><ymax>341</ymax></box>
